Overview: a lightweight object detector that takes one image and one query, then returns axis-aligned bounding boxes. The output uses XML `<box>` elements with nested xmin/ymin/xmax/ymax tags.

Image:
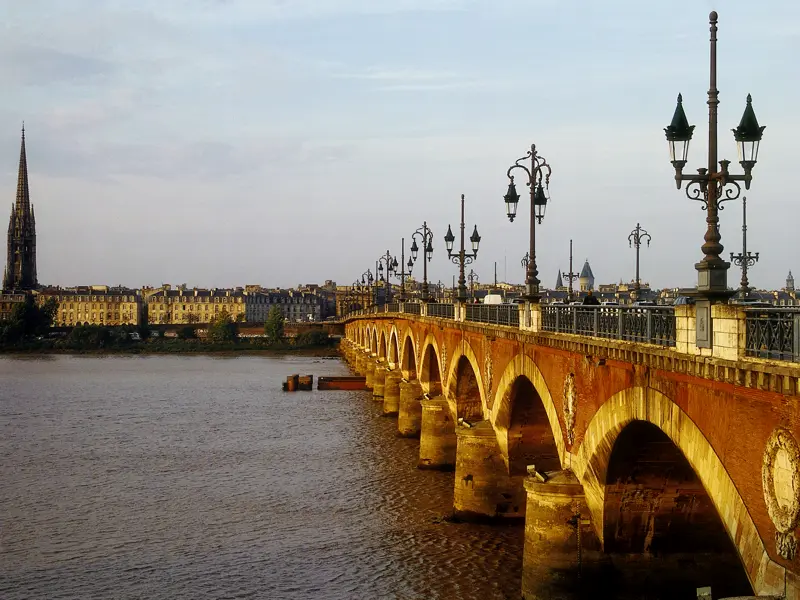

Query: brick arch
<box><xmin>445</xmin><ymin>339</ymin><xmax>487</xmax><ymax>422</ymax></box>
<box><xmin>371</xmin><ymin>326</ymin><xmax>378</xmax><ymax>355</ymax></box>
<box><xmin>419</xmin><ymin>333</ymin><xmax>443</xmax><ymax>396</ymax></box>
<box><xmin>378</xmin><ymin>329</ymin><xmax>387</xmax><ymax>360</ymax></box>
<box><xmin>388</xmin><ymin>326</ymin><xmax>400</xmax><ymax>368</ymax></box>
<box><xmin>399</xmin><ymin>328</ymin><xmax>417</xmax><ymax>379</ymax></box>
<box><xmin>491</xmin><ymin>352</ymin><xmax>566</xmax><ymax>474</ymax></box>
<box><xmin>574</xmin><ymin>386</ymin><xmax>779</xmax><ymax>597</ymax></box>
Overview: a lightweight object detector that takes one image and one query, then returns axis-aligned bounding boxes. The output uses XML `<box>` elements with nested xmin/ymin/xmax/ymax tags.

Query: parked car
<box><xmin>632</xmin><ymin>301</ymin><xmax>656</xmax><ymax>306</ymax></box>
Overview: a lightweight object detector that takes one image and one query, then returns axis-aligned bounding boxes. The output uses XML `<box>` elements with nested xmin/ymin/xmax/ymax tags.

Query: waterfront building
<box><xmin>245</xmin><ymin>289</ymin><xmax>324</xmax><ymax>323</ymax></box>
<box><xmin>0</xmin><ymin>292</ymin><xmax>26</xmax><ymax>321</ymax></box>
<box><xmin>142</xmin><ymin>285</ymin><xmax>246</xmax><ymax>325</ymax></box>
<box><xmin>3</xmin><ymin>127</ymin><xmax>37</xmax><ymax>292</ymax></box>
<box><xmin>36</xmin><ymin>286</ymin><xmax>142</xmax><ymax>326</ymax></box>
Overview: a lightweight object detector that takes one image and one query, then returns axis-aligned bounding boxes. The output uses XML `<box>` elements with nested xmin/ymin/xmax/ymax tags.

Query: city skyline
<box><xmin>2</xmin><ymin>1</ymin><xmax>798</xmax><ymax>289</ymax></box>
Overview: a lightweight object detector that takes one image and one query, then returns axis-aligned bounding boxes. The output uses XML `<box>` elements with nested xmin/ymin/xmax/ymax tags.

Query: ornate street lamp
<box><xmin>561</xmin><ymin>239</ymin><xmax>579</xmax><ymax>303</ymax></box>
<box><xmin>468</xmin><ymin>269</ymin><xmax>479</xmax><ymax>300</ymax></box>
<box><xmin>392</xmin><ymin>238</ymin><xmax>415</xmax><ymax>301</ymax></box>
<box><xmin>664</xmin><ymin>11</ymin><xmax>765</xmax><ymax>301</ymax></box>
<box><xmin>360</xmin><ymin>269</ymin><xmax>374</xmax><ymax>308</ymax></box>
<box><xmin>628</xmin><ymin>224</ymin><xmax>652</xmax><ymax>301</ymax></box>
<box><xmin>376</xmin><ymin>250</ymin><xmax>397</xmax><ymax>304</ymax></box>
<box><xmin>730</xmin><ymin>196</ymin><xmax>759</xmax><ymax>298</ymax></box>
<box><xmin>445</xmin><ymin>194</ymin><xmax>481</xmax><ymax>302</ymax></box>
<box><xmin>504</xmin><ymin>143</ymin><xmax>552</xmax><ymax>302</ymax></box>
<box><xmin>410</xmin><ymin>221</ymin><xmax>434</xmax><ymax>301</ymax></box>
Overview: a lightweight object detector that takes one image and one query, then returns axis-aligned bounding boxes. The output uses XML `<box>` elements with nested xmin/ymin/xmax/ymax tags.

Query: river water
<box><xmin>0</xmin><ymin>355</ymin><xmax>524</xmax><ymax>600</ymax></box>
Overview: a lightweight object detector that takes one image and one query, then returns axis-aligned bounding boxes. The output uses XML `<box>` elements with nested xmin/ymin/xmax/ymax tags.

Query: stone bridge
<box><xmin>340</xmin><ymin>303</ymin><xmax>799</xmax><ymax>599</ymax></box>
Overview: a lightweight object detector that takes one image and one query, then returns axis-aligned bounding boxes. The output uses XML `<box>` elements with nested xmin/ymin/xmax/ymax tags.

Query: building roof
<box><xmin>580</xmin><ymin>260</ymin><xmax>594</xmax><ymax>279</ymax></box>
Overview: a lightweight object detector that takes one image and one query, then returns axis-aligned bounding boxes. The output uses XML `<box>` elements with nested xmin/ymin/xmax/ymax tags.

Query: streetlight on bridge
<box><xmin>561</xmin><ymin>239</ymin><xmax>579</xmax><ymax>303</ymax></box>
<box><xmin>503</xmin><ymin>143</ymin><xmax>552</xmax><ymax>302</ymax></box>
<box><xmin>392</xmin><ymin>238</ymin><xmax>415</xmax><ymax>301</ymax></box>
<box><xmin>663</xmin><ymin>11</ymin><xmax>765</xmax><ymax>302</ymax></box>
<box><xmin>730</xmin><ymin>196</ymin><xmax>759</xmax><ymax>298</ymax></box>
<box><xmin>444</xmin><ymin>194</ymin><xmax>481</xmax><ymax>302</ymax></box>
<box><xmin>410</xmin><ymin>221</ymin><xmax>434</xmax><ymax>301</ymax></box>
<box><xmin>360</xmin><ymin>269</ymin><xmax>373</xmax><ymax>308</ymax></box>
<box><xmin>628</xmin><ymin>224</ymin><xmax>652</xmax><ymax>302</ymax></box>
<box><xmin>376</xmin><ymin>250</ymin><xmax>397</xmax><ymax>305</ymax></box>
<box><xmin>468</xmin><ymin>269</ymin><xmax>479</xmax><ymax>301</ymax></box>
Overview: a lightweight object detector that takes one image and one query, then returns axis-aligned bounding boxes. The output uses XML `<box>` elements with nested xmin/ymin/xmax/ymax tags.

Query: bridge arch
<box><xmin>575</xmin><ymin>387</ymin><xmax>768</xmax><ymax>596</ymax></box>
<box><xmin>378</xmin><ymin>330</ymin><xmax>387</xmax><ymax>360</ymax></box>
<box><xmin>492</xmin><ymin>353</ymin><xmax>565</xmax><ymax>475</ymax></box>
<box><xmin>399</xmin><ymin>328</ymin><xmax>417</xmax><ymax>379</ymax></box>
<box><xmin>371</xmin><ymin>327</ymin><xmax>378</xmax><ymax>355</ymax></box>
<box><xmin>445</xmin><ymin>339</ymin><xmax>487</xmax><ymax>422</ymax></box>
<box><xmin>388</xmin><ymin>326</ymin><xmax>400</xmax><ymax>368</ymax></box>
<box><xmin>419</xmin><ymin>333</ymin><xmax>443</xmax><ymax>396</ymax></box>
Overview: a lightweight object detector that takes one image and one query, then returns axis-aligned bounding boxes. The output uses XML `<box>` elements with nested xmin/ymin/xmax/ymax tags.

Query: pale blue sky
<box><xmin>1</xmin><ymin>0</ymin><xmax>798</xmax><ymax>290</ymax></box>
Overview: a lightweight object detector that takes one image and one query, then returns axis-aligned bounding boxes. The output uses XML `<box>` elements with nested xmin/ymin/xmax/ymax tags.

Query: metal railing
<box><xmin>427</xmin><ymin>303</ymin><xmax>455</xmax><ymax>319</ymax></box>
<box><xmin>402</xmin><ymin>302</ymin><xmax>421</xmax><ymax>315</ymax></box>
<box><xmin>385</xmin><ymin>303</ymin><xmax>400</xmax><ymax>313</ymax></box>
<box><xmin>541</xmin><ymin>305</ymin><xmax>676</xmax><ymax>347</ymax></box>
<box><xmin>465</xmin><ymin>303</ymin><xmax>520</xmax><ymax>327</ymax></box>
<box><xmin>745</xmin><ymin>308</ymin><xmax>800</xmax><ymax>362</ymax></box>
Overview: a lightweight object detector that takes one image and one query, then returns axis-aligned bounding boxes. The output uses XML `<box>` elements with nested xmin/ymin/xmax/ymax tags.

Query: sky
<box><xmin>1</xmin><ymin>0</ymin><xmax>798</xmax><ymax>291</ymax></box>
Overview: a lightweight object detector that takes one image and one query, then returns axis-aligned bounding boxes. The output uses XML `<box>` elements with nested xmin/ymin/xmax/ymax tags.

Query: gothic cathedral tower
<box><xmin>3</xmin><ymin>126</ymin><xmax>37</xmax><ymax>291</ymax></box>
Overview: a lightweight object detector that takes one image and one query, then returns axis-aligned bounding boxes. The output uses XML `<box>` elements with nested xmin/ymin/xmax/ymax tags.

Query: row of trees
<box><xmin>1</xmin><ymin>300</ymin><xmax>331</xmax><ymax>350</ymax></box>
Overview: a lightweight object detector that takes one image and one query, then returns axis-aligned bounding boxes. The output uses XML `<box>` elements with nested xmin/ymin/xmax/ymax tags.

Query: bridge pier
<box><xmin>383</xmin><ymin>371</ymin><xmax>402</xmax><ymax>416</ymax></box>
<box><xmin>365</xmin><ymin>358</ymin><xmax>376</xmax><ymax>389</ymax></box>
<box><xmin>521</xmin><ymin>471</ymin><xmax>596</xmax><ymax>600</ymax></box>
<box><xmin>418</xmin><ymin>396</ymin><xmax>456</xmax><ymax>470</ymax></box>
<box><xmin>454</xmin><ymin>421</ymin><xmax>525</xmax><ymax>521</ymax></box>
<box><xmin>355</xmin><ymin>351</ymin><xmax>366</xmax><ymax>376</ymax></box>
<box><xmin>372</xmin><ymin>364</ymin><xmax>387</xmax><ymax>398</ymax></box>
<box><xmin>398</xmin><ymin>380</ymin><xmax>423</xmax><ymax>437</ymax></box>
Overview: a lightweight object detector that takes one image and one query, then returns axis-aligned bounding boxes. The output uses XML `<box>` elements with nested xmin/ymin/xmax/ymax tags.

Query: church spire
<box><xmin>556</xmin><ymin>269</ymin><xmax>563</xmax><ymax>289</ymax></box>
<box><xmin>4</xmin><ymin>125</ymin><xmax>37</xmax><ymax>291</ymax></box>
<box><xmin>16</xmin><ymin>123</ymin><xmax>31</xmax><ymax>218</ymax></box>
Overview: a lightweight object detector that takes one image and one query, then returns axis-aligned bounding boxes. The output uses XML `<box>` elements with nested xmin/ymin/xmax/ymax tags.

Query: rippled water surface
<box><xmin>1</xmin><ymin>355</ymin><xmax>523</xmax><ymax>600</ymax></box>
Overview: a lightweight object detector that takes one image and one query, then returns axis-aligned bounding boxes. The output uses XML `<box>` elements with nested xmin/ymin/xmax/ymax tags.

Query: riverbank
<box><xmin>0</xmin><ymin>339</ymin><xmax>342</xmax><ymax>357</ymax></box>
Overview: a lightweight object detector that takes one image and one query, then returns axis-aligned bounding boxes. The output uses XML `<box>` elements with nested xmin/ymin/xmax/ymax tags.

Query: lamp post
<box><xmin>468</xmin><ymin>269</ymin><xmax>479</xmax><ymax>301</ymax></box>
<box><xmin>360</xmin><ymin>269</ymin><xmax>373</xmax><ymax>308</ymax></box>
<box><xmin>730</xmin><ymin>196</ymin><xmax>759</xmax><ymax>298</ymax></box>
<box><xmin>393</xmin><ymin>238</ymin><xmax>415</xmax><ymax>301</ymax></box>
<box><xmin>503</xmin><ymin>143</ymin><xmax>552</xmax><ymax>302</ymax></box>
<box><xmin>445</xmin><ymin>194</ymin><xmax>481</xmax><ymax>302</ymax></box>
<box><xmin>664</xmin><ymin>11</ymin><xmax>765</xmax><ymax>302</ymax></box>
<box><xmin>561</xmin><ymin>239</ymin><xmax>579</xmax><ymax>303</ymax></box>
<box><xmin>410</xmin><ymin>221</ymin><xmax>434</xmax><ymax>301</ymax></box>
<box><xmin>377</xmin><ymin>250</ymin><xmax>397</xmax><ymax>305</ymax></box>
<box><xmin>628</xmin><ymin>223</ymin><xmax>652</xmax><ymax>301</ymax></box>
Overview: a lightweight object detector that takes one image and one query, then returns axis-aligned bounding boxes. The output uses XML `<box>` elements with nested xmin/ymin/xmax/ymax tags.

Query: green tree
<box><xmin>68</xmin><ymin>324</ymin><xmax>110</xmax><ymax>349</ymax></box>
<box><xmin>177</xmin><ymin>326</ymin><xmax>197</xmax><ymax>340</ymax></box>
<box><xmin>295</xmin><ymin>329</ymin><xmax>330</xmax><ymax>347</ymax></box>
<box><xmin>0</xmin><ymin>295</ymin><xmax>58</xmax><ymax>342</ymax></box>
<box><xmin>207</xmin><ymin>309</ymin><xmax>237</xmax><ymax>342</ymax></box>
<box><xmin>264</xmin><ymin>305</ymin><xmax>285</xmax><ymax>344</ymax></box>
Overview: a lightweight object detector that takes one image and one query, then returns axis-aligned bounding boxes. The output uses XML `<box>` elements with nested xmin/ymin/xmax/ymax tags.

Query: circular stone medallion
<box><xmin>762</xmin><ymin>427</ymin><xmax>800</xmax><ymax>534</ymax></box>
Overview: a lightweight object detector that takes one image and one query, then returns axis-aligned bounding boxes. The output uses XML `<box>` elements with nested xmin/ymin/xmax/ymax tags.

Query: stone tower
<box><xmin>579</xmin><ymin>260</ymin><xmax>594</xmax><ymax>292</ymax></box>
<box><xmin>787</xmin><ymin>271</ymin><xmax>795</xmax><ymax>292</ymax></box>
<box><xmin>555</xmin><ymin>269</ymin><xmax>564</xmax><ymax>290</ymax></box>
<box><xmin>3</xmin><ymin>126</ymin><xmax>37</xmax><ymax>291</ymax></box>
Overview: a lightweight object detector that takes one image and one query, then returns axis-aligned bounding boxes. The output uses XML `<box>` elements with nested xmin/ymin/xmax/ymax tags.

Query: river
<box><xmin>0</xmin><ymin>355</ymin><xmax>524</xmax><ymax>600</ymax></box>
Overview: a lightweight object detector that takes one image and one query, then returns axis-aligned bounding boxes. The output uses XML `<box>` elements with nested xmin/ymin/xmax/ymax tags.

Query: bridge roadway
<box><xmin>340</xmin><ymin>301</ymin><xmax>799</xmax><ymax>599</ymax></box>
